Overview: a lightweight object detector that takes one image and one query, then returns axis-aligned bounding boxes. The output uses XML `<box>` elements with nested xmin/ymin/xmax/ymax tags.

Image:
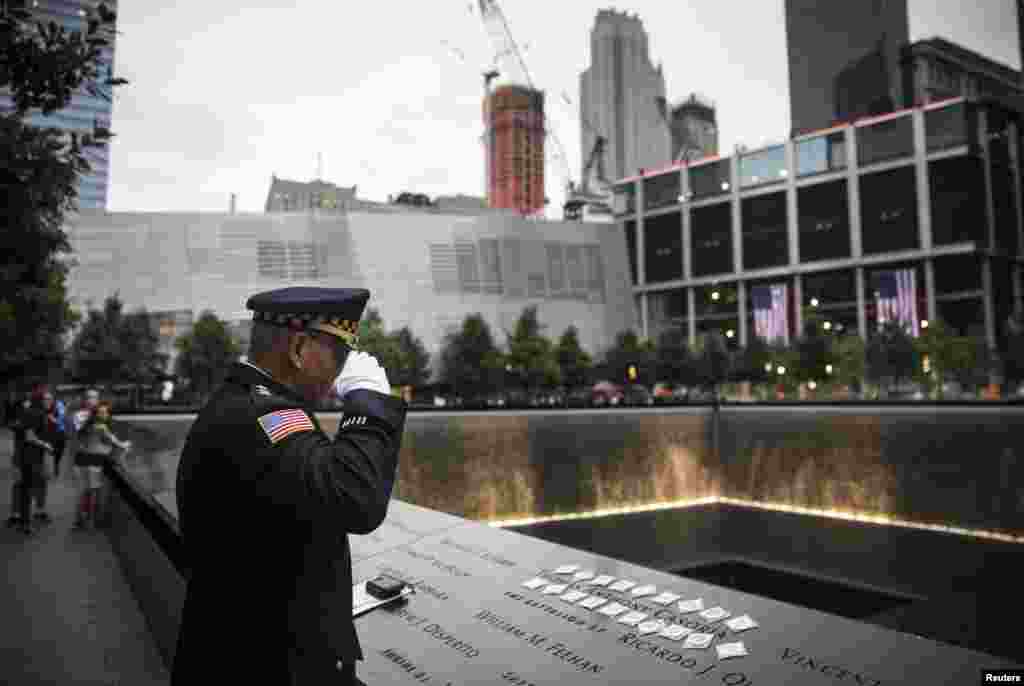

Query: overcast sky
<box><xmin>106</xmin><ymin>1</ymin><xmax>1021</xmax><ymax>217</ymax></box>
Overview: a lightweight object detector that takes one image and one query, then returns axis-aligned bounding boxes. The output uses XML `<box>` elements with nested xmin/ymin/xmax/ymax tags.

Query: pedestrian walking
<box><xmin>172</xmin><ymin>287</ymin><xmax>405</xmax><ymax>686</ymax></box>
<box><xmin>5</xmin><ymin>390</ymin><xmax>31</xmax><ymax>528</ymax></box>
<box><xmin>41</xmin><ymin>389</ymin><xmax>68</xmax><ymax>480</ymax></box>
<box><xmin>12</xmin><ymin>392</ymin><xmax>54</xmax><ymax>535</ymax></box>
<box><xmin>73</xmin><ymin>400</ymin><xmax>131</xmax><ymax>529</ymax></box>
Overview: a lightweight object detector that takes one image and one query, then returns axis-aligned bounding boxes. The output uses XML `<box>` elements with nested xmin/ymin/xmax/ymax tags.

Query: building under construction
<box><xmin>483</xmin><ymin>84</ymin><xmax>546</xmax><ymax>216</ymax></box>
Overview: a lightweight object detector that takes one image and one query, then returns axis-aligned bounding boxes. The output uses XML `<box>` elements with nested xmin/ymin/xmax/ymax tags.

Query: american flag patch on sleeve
<box><xmin>258</xmin><ymin>409</ymin><xmax>315</xmax><ymax>444</ymax></box>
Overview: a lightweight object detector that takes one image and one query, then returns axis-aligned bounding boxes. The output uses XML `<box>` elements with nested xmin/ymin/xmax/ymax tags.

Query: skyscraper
<box><xmin>785</xmin><ymin>0</ymin><xmax>910</xmax><ymax>137</ymax></box>
<box><xmin>580</xmin><ymin>9</ymin><xmax>672</xmax><ymax>183</ymax></box>
<box><xmin>786</xmin><ymin>0</ymin><xmax>1023</xmax><ymax>137</ymax></box>
<box><xmin>483</xmin><ymin>84</ymin><xmax>546</xmax><ymax>215</ymax></box>
<box><xmin>0</xmin><ymin>0</ymin><xmax>118</xmax><ymax>209</ymax></box>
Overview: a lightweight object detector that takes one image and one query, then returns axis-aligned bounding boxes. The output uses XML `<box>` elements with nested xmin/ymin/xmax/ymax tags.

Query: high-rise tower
<box><xmin>579</xmin><ymin>9</ymin><xmax>672</xmax><ymax>183</ymax></box>
<box><xmin>0</xmin><ymin>0</ymin><xmax>119</xmax><ymax>209</ymax></box>
<box><xmin>483</xmin><ymin>84</ymin><xmax>546</xmax><ymax>215</ymax></box>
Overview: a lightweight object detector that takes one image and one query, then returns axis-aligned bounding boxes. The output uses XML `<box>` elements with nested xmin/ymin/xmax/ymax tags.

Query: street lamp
<box><xmin>764</xmin><ymin>362</ymin><xmax>773</xmax><ymax>373</ymax></box>
<box><xmin>921</xmin><ymin>320</ymin><xmax>929</xmax><ymax>329</ymax></box>
<box><xmin>776</xmin><ymin>365</ymin><xmax>786</xmax><ymax>375</ymax></box>
<box><xmin>808</xmin><ymin>380</ymin><xmax>817</xmax><ymax>390</ymax></box>
<box><xmin>825</xmin><ymin>364</ymin><xmax>834</xmax><ymax>375</ymax></box>
<box><xmin>628</xmin><ymin>365</ymin><xmax>637</xmax><ymax>382</ymax></box>
<box><xmin>810</xmin><ymin>298</ymin><xmax>819</xmax><ymax>307</ymax></box>
<box><xmin>711</xmin><ymin>290</ymin><xmax>720</xmax><ymax>301</ymax></box>
<box><xmin>725</xmin><ymin>329</ymin><xmax>735</xmax><ymax>339</ymax></box>
<box><xmin>823</xmin><ymin>321</ymin><xmax>832</xmax><ymax>331</ymax></box>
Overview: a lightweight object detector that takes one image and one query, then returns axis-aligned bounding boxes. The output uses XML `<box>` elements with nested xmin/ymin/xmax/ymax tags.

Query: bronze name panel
<box><xmin>350</xmin><ymin>502</ymin><xmax>1020</xmax><ymax>685</ymax></box>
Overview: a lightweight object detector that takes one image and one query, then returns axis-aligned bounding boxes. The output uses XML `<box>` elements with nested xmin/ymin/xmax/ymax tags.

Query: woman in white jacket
<box><xmin>73</xmin><ymin>400</ymin><xmax>131</xmax><ymax>529</ymax></box>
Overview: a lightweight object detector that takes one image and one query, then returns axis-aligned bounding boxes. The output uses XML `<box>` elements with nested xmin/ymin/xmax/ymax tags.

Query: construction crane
<box><xmin>561</xmin><ymin>91</ymin><xmax>613</xmax><ymax>221</ymax></box>
<box><xmin>474</xmin><ymin>0</ymin><xmax>588</xmax><ymax>219</ymax></box>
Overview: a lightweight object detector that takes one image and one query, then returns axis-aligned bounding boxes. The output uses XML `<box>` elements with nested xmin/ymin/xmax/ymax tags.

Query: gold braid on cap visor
<box><xmin>254</xmin><ymin>311</ymin><xmax>360</xmax><ymax>349</ymax></box>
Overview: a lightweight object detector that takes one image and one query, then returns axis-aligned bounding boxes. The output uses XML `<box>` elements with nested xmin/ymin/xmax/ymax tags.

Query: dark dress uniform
<box><xmin>172</xmin><ymin>289</ymin><xmax>406</xmax><ymax>685</ymax></box>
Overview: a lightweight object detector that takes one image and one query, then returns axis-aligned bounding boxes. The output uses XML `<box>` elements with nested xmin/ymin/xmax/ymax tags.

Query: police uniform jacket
<box><xmin>172</xmin><ymin>361</ymin><xmax>406</xmax><ymax>684</ymax></box>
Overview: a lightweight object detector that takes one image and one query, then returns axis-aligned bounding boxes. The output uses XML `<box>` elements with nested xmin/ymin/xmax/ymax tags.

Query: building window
<box><xmin>257</xmin><ymin>241</ymin><xmax>288</xmax><ymax>279</ymax></box>
<box><xmin>688</xmin><ymin>159</ymin><xmax>731</xmax><ymax>199</ymax></box>
<box><xmin>933</xmin><ymin>254</ymin><xmax>983</xmax><ymax>296</ymax></box>
<box><xmin>798</xmin><ymin>180</ymin><xmax>851</xmax><ymax>263</ymax></box>
<box><xmin>739</xmin><ymin>145</ymin><xmax>787</xmax><ymax>188</ymax></box>
<box><xmin>644</xmin><ymin>171</ymin><xmax>681</xmax><ymax>210</ymax></box>
<box><xmin>929</xmin><ymin>156</ymin><xmax>987</xmax><ymax>246</ymax></box>
<box><xmin>648</xmin><ymin>288</ymin><xmax>688</xmax><ymax>343</ymax></box>
<box><xmin>796</xmin><ymin>130</ymin><xmax>847</xmax><ymax>177</ymax></box>
<box><xmin>856</xmin><ymin>115</ymin><xmax>915</xmax><ymax>167</ymax></box>
<box><xmin>925</xmin><ymin>101</ymin><xmax>968</xmax><ymax>152</ymax></box>
<box><xmin>858</xmin><ymin>166</ymin><xmax>919</xmax><ymax>254</ymax></box>
<box><xmin>625</xmin><ymin>221</ymin><xmax>638</xmax><ymax>285</ymax></box>
<box><xmin>800</xmin><ymin>270</ymin><xmax>858</xmax><ymax>337</ymax></box>
<box><xmin>695</xmin><ymin>282</ymin><xmax>739</xmax><ymax>349</ymax></box>
<box><xmin>479</xmin><ymin>239</ymin><xmax>503</xmax><ymax>295</ymax></box>
<box><xmin>546</xmin><ymin>243</ymin><xmax>566</xmax><ymax>294</ymax></box>
<box><xmin>644</xmin><ymin>212</ymin><xmax>683</xmax><ymax>284</ymax></box>
<box><xmin>691</xmin><ymin>202</ymin><xmax>733</xmax><ymax>277</ymax></box>
<box><xmin>864</xmin><ymin>262</ymin><xmax>926</xmax><ymax>335</ymax></box>
<box><xmin>741</xmin><ymin>191</ymin><xmax>788</xmax><ymax>271</ymax></box>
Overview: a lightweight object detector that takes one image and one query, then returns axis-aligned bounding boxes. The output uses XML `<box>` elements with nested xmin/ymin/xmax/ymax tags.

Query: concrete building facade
<box><xmin>62</xmin><ymin>206</ymin><xmax>636</xmax><ymax>375</ymax></box>
<box><xmin>580</xmin><ymin>9</ymin><xmax>672</xmax><ymax>184</ymax></box>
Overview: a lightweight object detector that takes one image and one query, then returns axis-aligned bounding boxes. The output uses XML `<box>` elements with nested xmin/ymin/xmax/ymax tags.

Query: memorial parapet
<box><xmin>347</xmin><ymin>501</ymin><xmax>1020</xmax><ymax>685</ymax></box>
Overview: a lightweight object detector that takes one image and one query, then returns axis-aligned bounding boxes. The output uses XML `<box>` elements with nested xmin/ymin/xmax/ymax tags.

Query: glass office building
<box><xmin>0</xmin><ymin>0</ymin><xmax>117</xmax><ymax>209</ymax></box>
<box><xmin>614</xmin><ymin>96</ymin><xmax>1024</xmax><ymax>358</ymax></box>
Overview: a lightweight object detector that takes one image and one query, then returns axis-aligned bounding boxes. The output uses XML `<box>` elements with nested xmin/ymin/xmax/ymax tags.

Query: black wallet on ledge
<box><xmin>366</xmin><ymin>574</ymin><xmax>407</xmax><ymax>600</ymax></box>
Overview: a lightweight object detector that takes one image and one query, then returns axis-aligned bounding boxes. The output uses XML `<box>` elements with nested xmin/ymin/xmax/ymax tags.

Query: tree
<box><xmin>439</xmin><ymin>314</ymin><xmax>503</xmax><ymax>400</ymax></box>
<box><xmin>999</xmin><ymin>309</ymin><xmax>1024</xmax><ymax>390</ymax></box>
<box><xmin>654</xmin><ymin>327</ymin><xmax>699</xmax><ymax>388</ymax></box>
<box><xmin>68</xmin><ymin>294</ymin><xmax>166</xmax><ymax>390</ymax></box>
<box><xmin>733</xmin><ymin>335</ymin><xmax>775</xmax><ymax>387</ymax></box>
<box><xmin>0</xmin><ymin>2</ymin><xmax>126</xmax><ymax>384</ymax></box>
<box><xmin>390</xmin><ymin>326</ymin><xmax>431</xmax><ymax>389</ymax></box>
<box><xmin>693</xmin><ymin>331</ymin><xmax>731</xmax><ymax>397</ymax></box>
<box><xmin>866</xmin><ymin>322</ymin><xmax>918</xmax><ymax>396</ymax></box>
<box><xmin>555</xmin><ymin>325</ymin><xmax>592</xmax><ymax>389</ymax></box>
<box><xmin>793</xmin><ymin>314</ymin><xmax>834</xmax><ymax>386</ymax></box>
<box><xmin>505</xmin><ymin>306</ymin><xmax>560</xmax><ymax>392</ymax></box>
<box><xmin>830</xmin><ymin>333</ymin><xmax>867</xmax><ymax>391</ymax></box>
<box><xmin>603</xmin><ymin>330</ymin><xmax>655</xmax><ymax>386</ymax></box>
<box><xmin>174</xmin><ymin>311</ymin><xmax>240</xmax><ymax>398</ymax></box>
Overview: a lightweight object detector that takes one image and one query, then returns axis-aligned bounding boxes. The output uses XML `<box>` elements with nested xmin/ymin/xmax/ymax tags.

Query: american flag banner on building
<box><xmin>258</xmin><ymin>409</ymin><xmax>315</xmax><ymax>445</ymax></box>
<box><xmin>875</xmin><ymin>269</ymin><xmax>919</xmax><ymax>337</ymax></box>
<box><xmin>752</xmin><ymin>284</ymin><xmax>789</xmax><ymax>345</ymax></box>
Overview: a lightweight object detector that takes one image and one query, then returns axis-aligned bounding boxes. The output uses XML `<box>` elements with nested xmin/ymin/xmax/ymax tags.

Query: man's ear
<box><xmin>288</xmin><ymin>332</ymin><xmax>308</xmax><ymax>370</ymax></box>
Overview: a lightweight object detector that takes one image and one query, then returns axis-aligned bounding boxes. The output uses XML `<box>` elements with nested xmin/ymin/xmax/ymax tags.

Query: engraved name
<box><xmin>399</xmin><ymin>547</ymin><xmax>473</xmax><ymax>577</ymax></box>
<box><xmin>439</xmin><ymin>537</ymin><xmax>518</xmax><ymax>568</ymax></box>
<box><xmin>781</xmin><ymin>648</ymin><xmax>883</xmax><ymax>686</ymax></box>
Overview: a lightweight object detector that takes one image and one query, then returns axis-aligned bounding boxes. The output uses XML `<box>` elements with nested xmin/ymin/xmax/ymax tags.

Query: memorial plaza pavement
<box><xmin>0</xmin><ymin>428</ymin><xmax>170</xmax><ymax>685</ymax></box>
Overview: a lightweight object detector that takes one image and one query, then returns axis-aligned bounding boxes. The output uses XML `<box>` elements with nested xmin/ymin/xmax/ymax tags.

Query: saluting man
<box><xmin>172</xmin><ymin>287</ymin><xmax>406</xmax><ymax>686</ymax></box>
